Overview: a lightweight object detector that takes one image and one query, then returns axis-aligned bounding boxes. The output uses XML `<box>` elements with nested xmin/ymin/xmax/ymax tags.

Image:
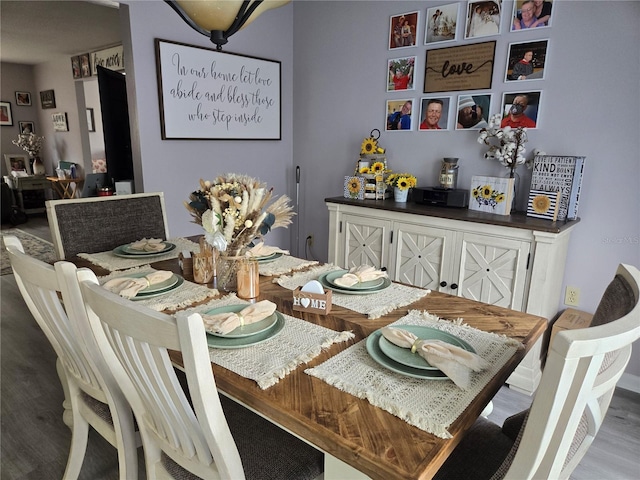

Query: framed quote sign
<box><xmin>424</xmin><ymin>41</ymin><xmax>496</xmax><ymax>93</ymax></box>
<box><xmin>155</xmin><ymin>39</ymin><xmax>281</xmax><ymax>140</ymax></box>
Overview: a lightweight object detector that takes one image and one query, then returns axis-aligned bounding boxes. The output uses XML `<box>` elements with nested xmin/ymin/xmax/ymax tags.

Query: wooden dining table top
<box><xmin>71</xmin><ymin>247</ymin><xmax>547</xmax><ymax>480</ymax></box>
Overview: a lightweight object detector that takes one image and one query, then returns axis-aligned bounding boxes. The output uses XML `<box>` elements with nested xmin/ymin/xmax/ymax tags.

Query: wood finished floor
<box><xmin>2</xmin><ymin>215</ymin><xmax>639</xmax><ymax>479</ymax></box>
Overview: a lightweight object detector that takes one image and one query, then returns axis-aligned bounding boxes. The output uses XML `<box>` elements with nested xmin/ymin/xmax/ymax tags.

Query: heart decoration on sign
<box><xmin>301</xmin><ymin>298</ymin><xmax>311</xmax><ymax>308</ymax></box>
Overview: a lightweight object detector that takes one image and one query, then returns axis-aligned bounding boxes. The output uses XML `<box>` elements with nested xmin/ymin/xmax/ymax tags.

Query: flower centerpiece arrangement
<box><xmin>12</xmin><ymin>132</ymin><xmax>44</xmax><ymax>159</ymax></box>
<box><xmin>477</xmin><ymin>113</ymin><xmax>528</xmax><ymax>178</ymax></box>
<box><xmin>185</xmin><ymin>173</ymin><xmax>295</xmax><ymax>257</ymax></box>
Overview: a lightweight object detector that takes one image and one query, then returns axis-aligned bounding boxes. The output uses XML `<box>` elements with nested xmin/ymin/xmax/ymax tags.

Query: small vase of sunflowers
<box><xmin>386</xmin><ymin>173</ymin><xmax>417</xmax><ymax>202</ymax></box>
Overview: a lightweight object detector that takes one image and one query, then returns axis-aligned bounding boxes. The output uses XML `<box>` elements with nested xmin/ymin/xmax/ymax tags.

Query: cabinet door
<box><xmin>341</xmin><ymin>214</ymin><xmax>391</xmax><ymax>269</ymax></box>
<box><xmin>393</xmin><ymin>223</ymin><xmax>455</xmax><ymax>289</ymax></box>
<box><xmin>453</xmin><ymin>232</ymin><xmax>530</xmax><ymax>310</ymax></box>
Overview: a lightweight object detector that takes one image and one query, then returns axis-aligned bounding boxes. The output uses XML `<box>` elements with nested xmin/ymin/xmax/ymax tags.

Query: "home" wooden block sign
<box><xmin>292</xmin><ymin>287</ymin><xmax>332</xmax><ymax>315</ymax></box>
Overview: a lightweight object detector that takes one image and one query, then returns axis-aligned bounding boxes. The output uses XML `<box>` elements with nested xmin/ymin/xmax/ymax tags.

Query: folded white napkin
<box><xmin>102</xmin><ymin>271</ymin><xmax>174</xmax><ymax>299</ymax></box>
<box><xmin>333</xmin><ymin>265</ymin><xmax>387</xmax><ymax>288</ymax></box>
<box><xmin>380</xmin><ymin>327</ymin><xmax>489</xmax><ymax>390</ymax></box>
<box><xmin>246</xmin><ymin>242</ymin><xmax>289</xmax><ymax>257</ymax></box>
<box><xmin>129</xmin><ymin>238</ymin><xmax>166</xmax><ymax>252</ymax></box>
<box><xmin>201</xmin><ymin>300</ymin><xmax>277</xmax><ymax>335</ymax></box>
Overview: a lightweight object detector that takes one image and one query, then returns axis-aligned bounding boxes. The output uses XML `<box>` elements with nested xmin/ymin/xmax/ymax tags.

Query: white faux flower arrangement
<box><xmin>477</xmin><ymin>113</ymin><xmax>528</xmax><ymax>177</ymax></box>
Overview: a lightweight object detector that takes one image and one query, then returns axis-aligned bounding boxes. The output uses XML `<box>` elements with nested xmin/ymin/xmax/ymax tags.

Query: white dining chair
<box><xmin>3</xmin><ymin>236</ymin><xmax>139</xmax><ymax>479</ymax></box>
<box><xmin>72</xmin><ymin>265</ymin><xmax>324</xmax><ymax>480</ymax></box>
<box><xmin>434</xmin><ymin>263</ymin><xmax>640</xmax><ymax>480</ymax></box>
<box><xmin>46</xmin><ymin>192</ymin><xmax>169</xmax><ymax>259</ymax></box>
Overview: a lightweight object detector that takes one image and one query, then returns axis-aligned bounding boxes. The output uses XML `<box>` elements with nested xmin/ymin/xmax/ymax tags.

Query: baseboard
<box><xmin>618</xmin><ymin>373</ymin><xmax>640</xmax><ymax>394</ymax></box>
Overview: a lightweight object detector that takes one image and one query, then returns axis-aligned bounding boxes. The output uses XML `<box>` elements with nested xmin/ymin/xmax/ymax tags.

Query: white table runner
<box><xmin>258</xmin><ymin>255</ymin><xmax>319</xmax><ymax>277</ymax></box>
<box><xmin>79</xmin><ymin>237</ymin><xmax>200</xmax><ymax>271</ymax></box>
<box><xmin>305</xmin><ymin>310</ymin><xmax>522</xmax><ymax>438</ymax></box>
<box><xmin>182</xmin><ymin>295</ymin><xmax>355</xmax><ymax>389</ymax></box>
<box><xmin>276</xmin><ymin>264</ymin><xmax>430</xmax><ymax>319</ymax></box>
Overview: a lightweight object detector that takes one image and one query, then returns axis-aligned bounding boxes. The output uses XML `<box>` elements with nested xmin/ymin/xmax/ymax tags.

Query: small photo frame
<box><xmin>4</xmin><ymin>153</ymin><xmax>31</xmax><ymax>175</ymax></box>
<box><xmin>15</xmin><ymin>91</ymin><xmax>31</xmax><ymax>106</ymax></box>
<box><xmin>52</xmin><ymin>112</ymin><xmax>69</xmax><ymax>132</ymax></box>
<box><xmin>425</xmin><ymin>3</ymin><xmax>459</xmax><ymax>44</ymax></box>
<box><xmin>344</xmin><ymin>176</ymin><xmax>365</xmax><ymax>200</ymax></box>
<box><xmin>19</xmin><ymin>121</ymin><xmax>35</xmax><ymax>134</ymax></box>
<box><xmin>501</xmin><ymin>91</ymin><xmax>541</xmax><ymax>129</ymax></box>
<box><xmin>387</xmin><ymin>56</ymin><xmax>416</xmax><ymax>92</ymax></box>
<box><xmin>456</xmin><ymin>94</ymin><xmax>491</xmax><ymax>130</ymax></box>
<box><xmin>465</xmin><ymin>1</ymin><xmax>502</xmax><ymax>39</ymax></box>
<box><xmin>469</xmin><ymin>175</ymin><xmax>514</xmax><ymax>216</ymax></box>
<box><xmin>40</xmin><ymin>90</ymin><xmax>56</xmax><ymax>109</ymax></box>
<box><xmin>86</xmin><ymin>108</ymin><xmax>96</xmax><ymax>132</ymax></box>
<box><xmin>386</xmin><ymin>99</ymin><xmax>414</xmax><ymax>131</ymax></box>
<box><xmin>512</xmin><ymin>0</ymin><xmax>553</xmax><ymax>31</ymax></box>
<box><xmin>0</xmin><ymin>101</ymin><xmax>13</xmax><ymax>125</ymax></box>
<box><xmin>389</xmin><ymin>11</ymin><xmax>420</xmax><ymax>50</ymax></box>
<box><xmin>71</xmin><ymin>56</ymin><xmax>82</xmax><ymax>79</ymax></box>
<box><xmin>80</xmin><ymin>53</ymin><xmax>92</xmax><ymax>77</ymax></box>
<box><xmin>419</xmin><ymin>97</ymin><xmax>451</xmax><ymax>131</ymax></box>
<box><xmin>527</xmin><ymin>189</ymin><xmax>560</xmax><ymax>221</ymax></box>
<box><xmin>505</xmin><ymin>40</ymin><xmax>549</xmax><ymax>82</ymax></box>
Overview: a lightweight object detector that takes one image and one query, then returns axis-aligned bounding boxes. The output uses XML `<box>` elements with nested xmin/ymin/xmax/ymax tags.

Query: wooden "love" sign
<box><xmin>424</xmin><ymin>41</ymin><xmax>496</xmax><ymax>93</ymax></box>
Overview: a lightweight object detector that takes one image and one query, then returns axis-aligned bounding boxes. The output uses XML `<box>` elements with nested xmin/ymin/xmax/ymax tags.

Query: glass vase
<box><xmin>216</xmin><ymin>255</ymin><xmax>242</xmax><ymax>292</ymax></box>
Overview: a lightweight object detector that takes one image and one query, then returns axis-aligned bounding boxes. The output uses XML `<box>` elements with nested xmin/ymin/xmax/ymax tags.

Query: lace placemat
<box><xmin>276</xmin><ymin>264</ymin><xmax>430</xmax><ymax>319</ymax></box>
<box><xmin>182</xmin><ymin>294</ymin><xmax>355</xmax><ymax>389</ymax></box>
<box><xmin>258</xmin><ymin>255</ymin><xmax>319</xmax><ymax>277</ymax></box>
<box><xmin>79</xmin><ymin>237</ymin><xmax>200</xmax><ymax>271</ymax></box>
<box><xmin>305</xmin><ymin>310</ymin><xmax>522</xmax><ymax>439</ymax></box>
<box><xmin>98</xmin><ymin>266</ymin><xmax>218</xmax><ymax>311</ymax></box>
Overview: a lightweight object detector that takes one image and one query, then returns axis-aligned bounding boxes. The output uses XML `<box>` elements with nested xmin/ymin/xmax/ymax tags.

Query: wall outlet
<box><xmin>564</xmin><ymin>286</ymin><xmax>580</xmax><ymax>306</ymax></box>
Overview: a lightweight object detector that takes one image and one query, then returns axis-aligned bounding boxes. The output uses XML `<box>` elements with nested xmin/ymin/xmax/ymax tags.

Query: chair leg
<box><xmin>111</xmin><ymin>398</ymin><xmax>139</xmax><ymax>480</ymax></box>
<box><xmin>63</xmin><ymin>393</ymin><xmax>90</xmax><ymax>480</ymax></box>
<box><xmin>57</xmin><ymin>358</ymin><xmax>73</xmax><ymax>429</ymax></box>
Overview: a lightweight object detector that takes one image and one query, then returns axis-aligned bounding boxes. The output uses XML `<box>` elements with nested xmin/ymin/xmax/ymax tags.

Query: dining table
<box><xmin>70</xmin><ymin>237</ymin><xmax>547</xmax><ymax>480</ymax></box>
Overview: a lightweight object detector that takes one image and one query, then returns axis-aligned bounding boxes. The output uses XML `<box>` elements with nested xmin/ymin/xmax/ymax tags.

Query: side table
<box><xmin>47</xmin><ymin>177</ymin><xmax>85</xmax><ymax>199</ymax></box>
<box><xmin>3</xmin><ymin>175</ymin><xmax>52</xmax><ymax>214</ymax></box>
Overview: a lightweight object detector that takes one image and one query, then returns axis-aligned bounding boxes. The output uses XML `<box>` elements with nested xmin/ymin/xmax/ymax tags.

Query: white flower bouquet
<box><xmin>477</xmin><ymin>113</ymin><xmax>528</xmax><ymax>177</ymax></box>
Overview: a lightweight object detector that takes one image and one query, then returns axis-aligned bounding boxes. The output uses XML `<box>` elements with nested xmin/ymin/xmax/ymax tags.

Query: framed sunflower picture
<box><xmin>527</xmin><ymin>189</ymin><xmax>560</xmax><ymax>221</ymax></box>
<box><xmin>344</xmin><ymin>176</ymin><xmax>365</xmax><ymax>200</ymax></box>
<box><xmin>469</xmin><ymin>175</ymin><xmax>514</xmax><ymax>216</ymax></box>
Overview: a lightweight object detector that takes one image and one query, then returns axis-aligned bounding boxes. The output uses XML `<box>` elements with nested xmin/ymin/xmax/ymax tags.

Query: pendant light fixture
<box><xmin>164</xmin><ymin>0</ymin><xmax>290</xmax><ymax>50</ymax></box>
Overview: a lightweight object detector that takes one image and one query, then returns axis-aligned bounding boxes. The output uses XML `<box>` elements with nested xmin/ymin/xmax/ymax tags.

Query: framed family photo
<box><xmin>386</xmin><ymin>99</ymin><xmax>414</xmax><ymax>131</ymax></box>
<box><xmin>501</xmin><ymin>91</ymin><xmax>542</xmax><ymax>129</ymax></box>
<box><xmin>0</xmin><ymin>101</ymin><xmax>13</xmax><ymax>125</ymax></box>
<box><xmin>15</xmin><ymin>91</ymin><xmax>32</xmax><ymax>106</ymax></box>
<box><xmin>389</xmin><ymin>11</ymin><xmax>419</xmax><ymax>50</ymax></box>
<box><xmin>505</xmin><ymin>40</ymin><xmax>549</xmax><ymax>81</ymax></box>
<box><xmin>40</xmin><ymin>89</ymin><xmax>56</xmax><ymax>109</ymax></box>
<box><xmin>425</xmin><ymin>3</ymin><xmax>459</xmax><ymax>44</ymax></box>
<box><xmin>4</xmin><ymin>153</ymin><xmax>31</xmax><ymax>175</ymax></box>
<box><xmin>19</xmin><ymin>121</ymin><xmax>35</xmax><ymax>134</ymax></box>
<box><xmin>387</xmin><ymin>56</ymin><xmax>415</xmax><ymax>92</ymax></box>
<box><xmin>418</xmin><ymin>97</ymin><xmax>451</xmax><ymax>131</ymax></box>
<box><xmin>456</xmin><ymin>94</ymin><xmax>491</xmax><ymax>130</ymax></box>
<box><xmin>80</xmin><ymin>53</ymin><xmax>92</xmax><ymax>77</ymax></box>
<box><xmin>71</xmin><ymin>56</ymin><xmax>82</xmax><ymax>79</ymax></box>
<box><xmin>512</xmin><ymin>0</ymin><xmax>553</xmax><ymax>31</ymax></box>
<box><xmin>465</xmin><ymin>1</ymin><xmax>502</xmax><ymax>39</ymax></box>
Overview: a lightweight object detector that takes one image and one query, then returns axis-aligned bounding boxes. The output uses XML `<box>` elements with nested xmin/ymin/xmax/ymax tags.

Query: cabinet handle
<box><xmin>440</xmin><ymin>281</ymin><xmax>447</xmax><ymax>287</ymax></box>
<box><xmin>451</xmin><ymin>283</ymin><xmax>458</xmax><ymax>290</ymax></box>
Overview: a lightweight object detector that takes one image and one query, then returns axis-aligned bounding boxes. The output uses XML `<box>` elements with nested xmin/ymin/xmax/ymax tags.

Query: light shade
<box><xmin>166</xmin><ymin>0</ymin><xmax>290</xmax><ymax>50</ymax></box>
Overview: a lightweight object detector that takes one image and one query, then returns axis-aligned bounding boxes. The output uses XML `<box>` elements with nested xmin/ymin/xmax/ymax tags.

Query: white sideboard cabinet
<box><xmin>326</xmin><ymin>197</ymin><xmax>579</xmax><ymax>394</ymax></box>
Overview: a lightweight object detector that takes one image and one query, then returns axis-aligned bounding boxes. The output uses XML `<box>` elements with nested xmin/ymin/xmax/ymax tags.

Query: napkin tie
<box><xmin>246</xmin><ymin>242</ymin><xmax>289</xmax><ymax>257</ymax></box>
<box><xmin>333</xmin><ymin>265</ymin><xmax>387</xmax><ymax>288</ymax></box>
<box><xmin>102</xmin><ymin>271</ymin><xmax>174</xmax><ymax>299</ymax></box>
<box><xmin>201</xmin><ymin>300</ymin><xmax>277</xmax><ymax>335</ymax></box>
<box><xmin>129</xmin><ymin>238</ymin><xmax>166</xmax><ymax>252</ymax></box>
<box><xmin>381</xmin><ymin>327</ymin><xmax>490</xmax><ymax>390</ymax></box>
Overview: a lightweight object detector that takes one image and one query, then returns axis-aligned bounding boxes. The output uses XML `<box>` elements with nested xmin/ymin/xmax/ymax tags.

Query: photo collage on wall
<box><xmin>385</xmin><ymin>1</ymin><xmax>552</xmax><ymax>132</ymax></box>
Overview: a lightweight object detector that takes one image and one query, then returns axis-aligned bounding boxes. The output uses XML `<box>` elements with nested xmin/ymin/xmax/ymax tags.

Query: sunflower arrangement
<box><xmin>386</xmin><ymin>173</ymin><xmax>417</xmax><ymax>191</ymax></box>
<box><xmin>472</xmin><ymin>183</ymin><xmax>506</xmax><ymax>209</ymax></box>
<box><xmin>185</xmin><ymin>173</ymin><xmax>295</xmax><ymax>256</ymax></box>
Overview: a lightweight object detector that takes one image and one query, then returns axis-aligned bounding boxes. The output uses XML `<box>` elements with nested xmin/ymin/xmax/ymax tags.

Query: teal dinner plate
<box><xmin>131</xmin><ymin>275</ymin><xmax>184</xmax><ymax>300</ymax></box>
<box><xmin>204</xmin><ymin>304</ymin><xmax>278</xmax><ymax>338</ymax></box>
<box><xmin>121</xmin><ymin>241</ymin><xmax>173</xmax><ymax>255</ymax></box>
<box><xmin>256</xmin><ymin>252</ymin><xmax>283</xmax><ymax>264</ymax></box>
<box><xmin>324</xmin><ymin>269</ymin><xmax>385</xmax><ymax>291</ymax></box>
<box><xmin>366</xmin><ymin>330</ymin><xmax>448</xmax><ymax>380</ymax></box>
<box><xmin>206</xmin><ymin>311</ymin><xmax>285</xmax><ymax>349</ymax></box>
<box><xmin>113</xmin><ymin>242</ymin><xmax>176</xmax><ymax>258</ymax></box>
<box><xmin>377</xmin><ymin>326</ymin><xmax>475</xmax><ymax>371</ymax></box>
<box><xmin>318</xmin><ymin>272</ymin><xmax>391</xmax><ymax>295</ymax></box>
